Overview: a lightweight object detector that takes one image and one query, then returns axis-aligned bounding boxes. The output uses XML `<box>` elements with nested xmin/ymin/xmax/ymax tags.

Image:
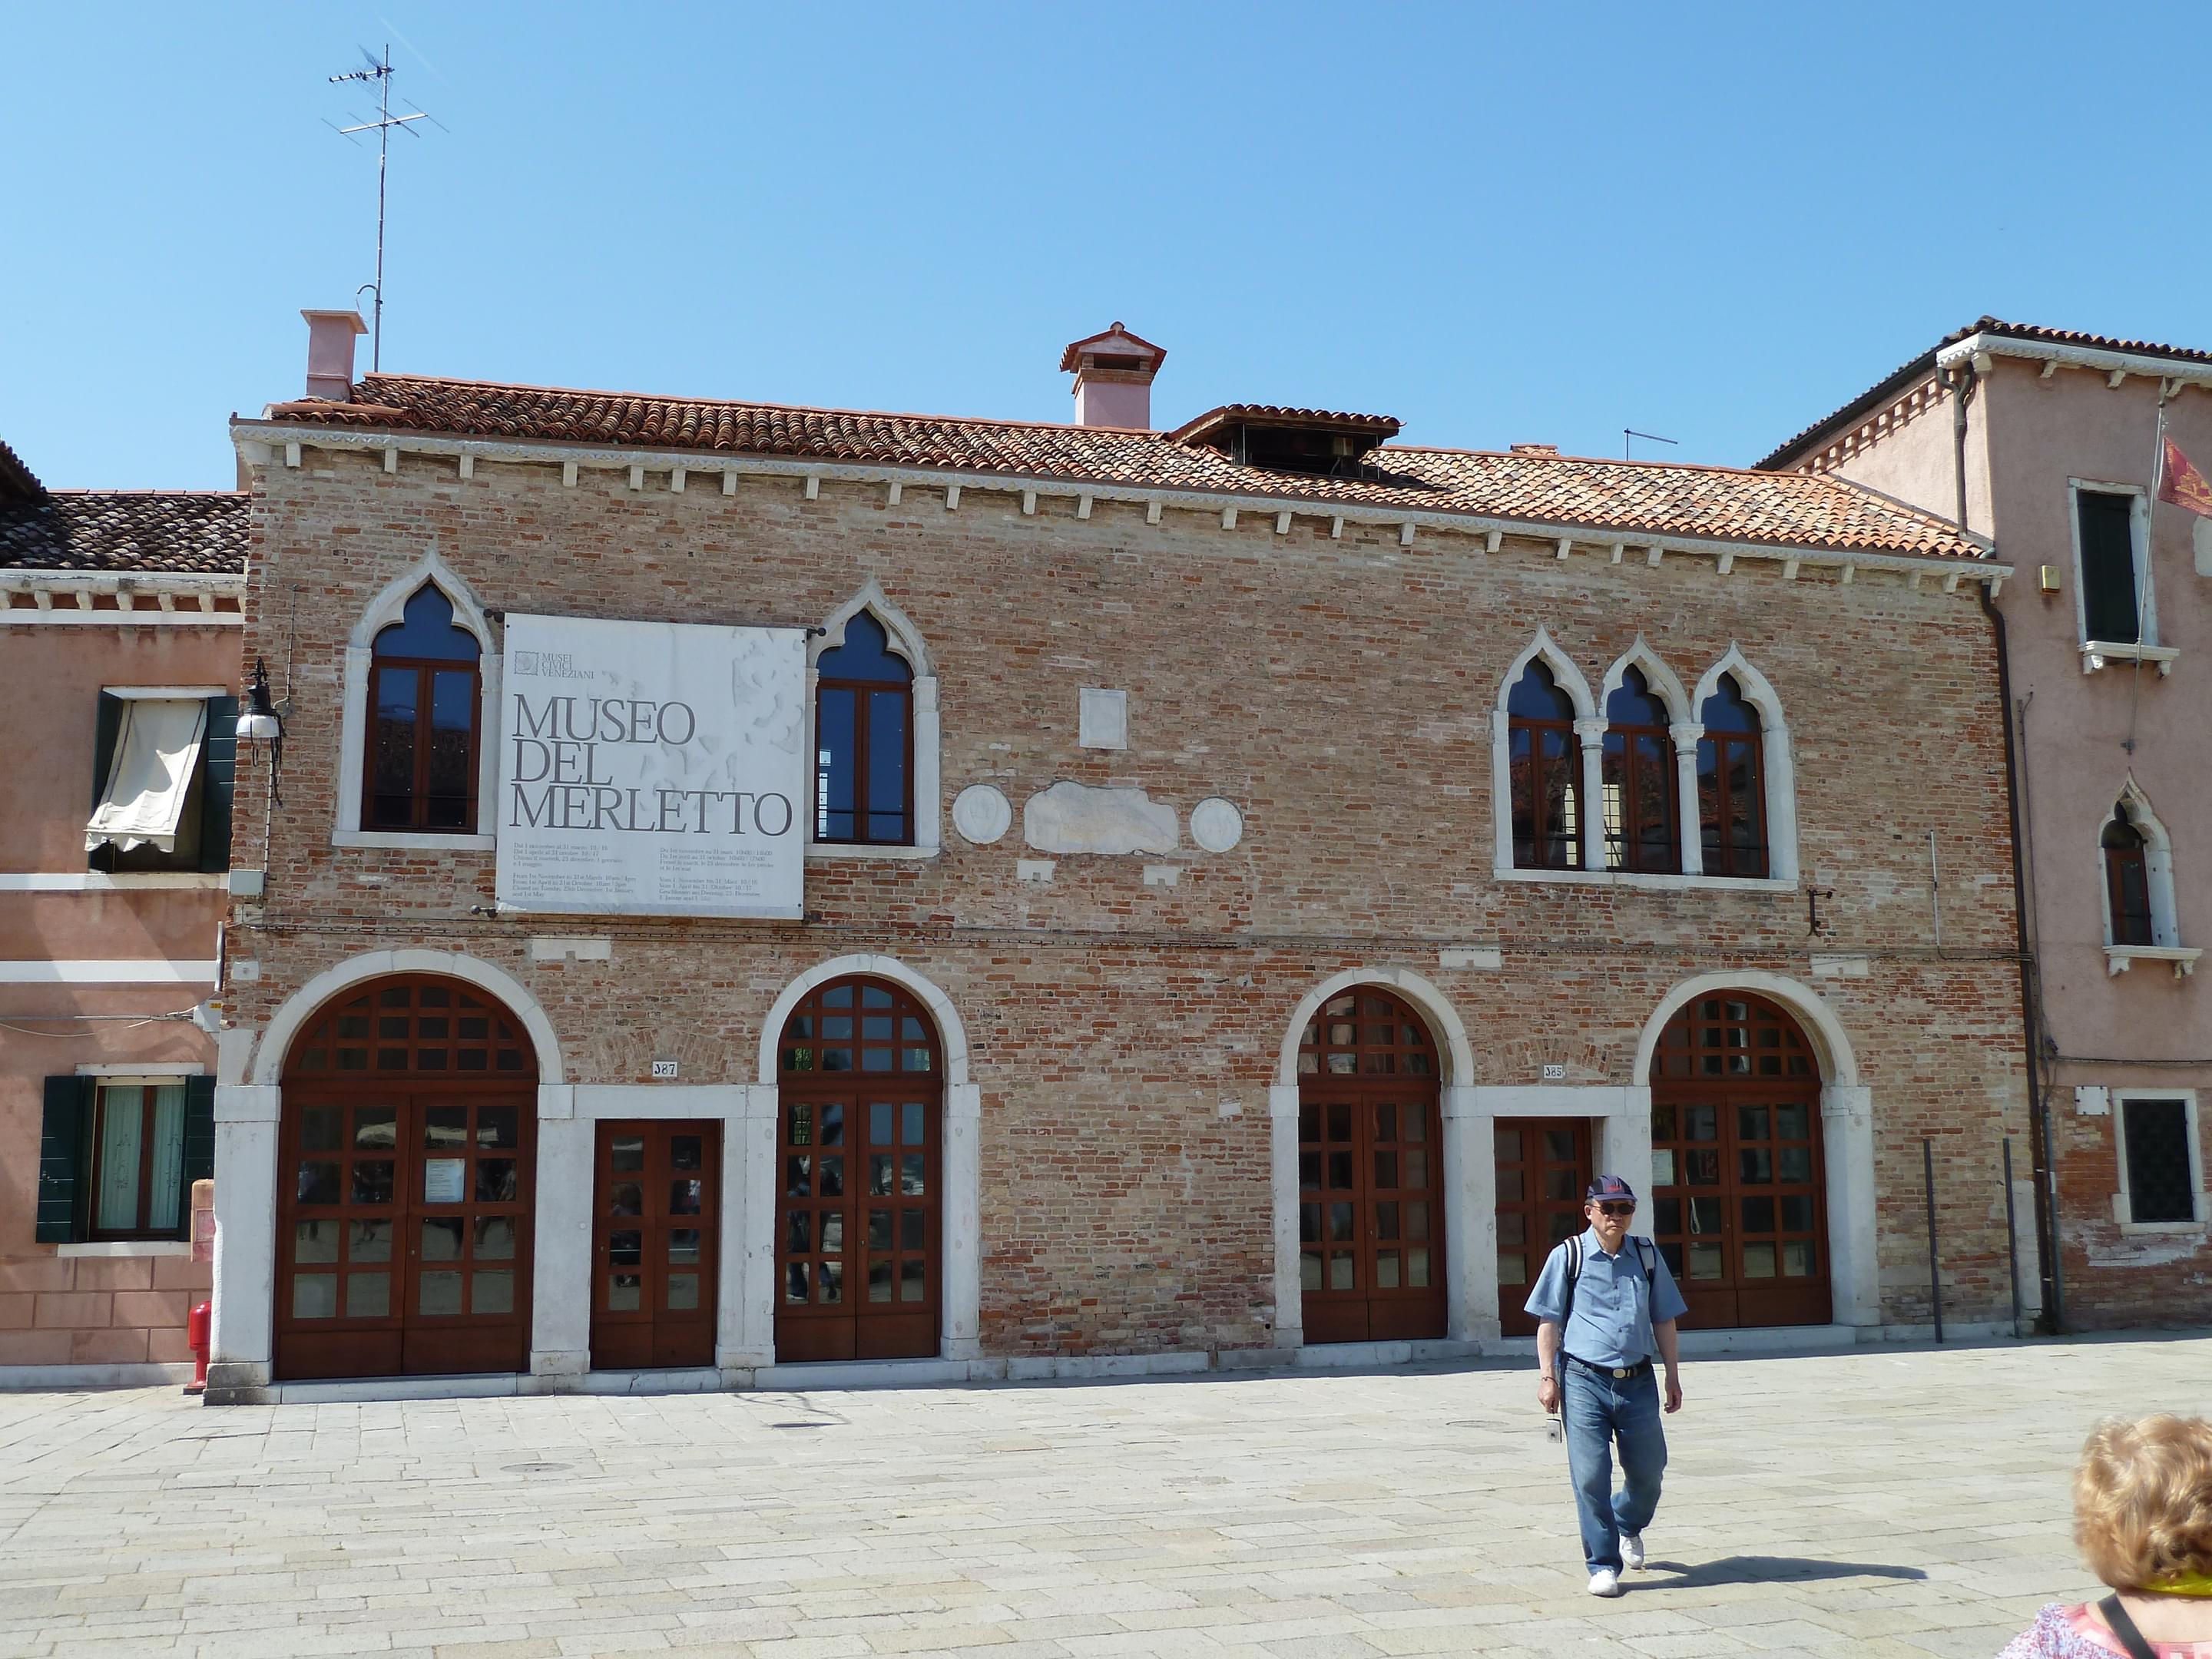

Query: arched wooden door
<box><xmin>1296</xmin><ymin>987</ymin><xmax>1446</xmax><ymax>1344</ymax></box>
<box><xmin>276</xmin><ymin>975</ymin><xmax>538</xmax><ymax>1380</ymax></box>
<box><xmin>1648</xmin><ymin>992</ymin><xmax>1830</xmax><ymax>1329</ymax></box>
<box><xmin>775</xmin><ymin>976</ymin><xmax>942</xmax><ymax>1362</ymax></box>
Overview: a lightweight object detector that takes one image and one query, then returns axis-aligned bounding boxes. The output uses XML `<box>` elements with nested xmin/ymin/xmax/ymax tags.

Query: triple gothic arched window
<box><xmin>1504</xmin><ymin>645</ymin><xmax>1779</xmax><ymax>882</ymax></box>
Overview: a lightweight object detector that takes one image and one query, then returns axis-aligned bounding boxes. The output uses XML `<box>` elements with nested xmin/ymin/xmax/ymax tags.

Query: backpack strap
<box><xmin>1559</xmin><ymin>1232</ymin><xmax>1583</xmax><ymax>1336</ymax></box>
<box><xmin>1634</xmin><ymin>1237</ymin><xmax>1658</xmax><ymax>1282</ymax></box>
<box><xmin>2095</xmin><ymin>1595</ymin><xmax>2161</xmax><ymax>1659</ymax></box>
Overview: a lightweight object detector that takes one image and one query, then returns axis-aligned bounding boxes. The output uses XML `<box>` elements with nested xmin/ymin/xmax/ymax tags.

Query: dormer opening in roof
<box><xmin>1168</xmin><ymin>406</ymin><xmax>1403</xmax><ymax>481</ymax></box>
<box><xmin>1060</xmin><ymin>322</ymin><xmax>1166</xmax><ymax>430</ymax></box>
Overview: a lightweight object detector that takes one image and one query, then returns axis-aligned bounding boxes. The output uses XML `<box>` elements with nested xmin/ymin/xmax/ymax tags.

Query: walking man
<box><xmin>1525</xmin><ymin>1174</ymin><xmax>1687</xmax><ymax>1597</ymax></box>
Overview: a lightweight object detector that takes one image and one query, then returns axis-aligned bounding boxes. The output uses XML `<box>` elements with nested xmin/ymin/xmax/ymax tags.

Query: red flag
<box><xmin>2159</xmin><ymin>436</ymin><xmax>2212</xmax><ymax>519</ymax></box>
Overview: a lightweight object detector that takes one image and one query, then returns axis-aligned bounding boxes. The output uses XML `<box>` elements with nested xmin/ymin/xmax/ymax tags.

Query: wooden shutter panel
<box><xmin>35</xmin><ymin>1075</ymin><xmax>98</xmax><ymax>1243</ymax></box>
<box><xmin>197</xmin><ymin>695</ymin><xmax>238</xmax><ymax>873</ymax></box>
<box><xmin>86</xmin><ymin>691</ymin><xmax>124</xmax><ymax>875</ymax></box>
<box><xmin>179</xmin><ymin>1077</ymin><xmax>217</xmax><ymax>1241</ymax></box>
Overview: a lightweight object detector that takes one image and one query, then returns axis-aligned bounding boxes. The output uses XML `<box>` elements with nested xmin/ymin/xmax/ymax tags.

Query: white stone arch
<box><xmin>1273</xmin><ymin>965</ymin><xmax>1475</xmax><ymax>1088</ymax></box>
<box><xmin>1493</xmin><ymin>628</ymin><xmax>1600</xmax><ymax>874</ymax></box>
<box><xmin>807</xmin><ymin>581</ymin><xmax>942</xmax><ymax>859</ymax></box>
<box><xmin>208</xmin><ymin>949</ymin><xmax>564</xmax><ymax>1392</ymax></box>
<box><xmin>1269</xmin><ymin>966</ymin><xmax>1480</xmax><ymax>1353</ymax></box>
<box><xmin>334</xmin><ymin>546</ymin><xmax>501</xmax><ymax>851</ymax></box>
<box><xmin>1689</xmin><ymin>644</ymin><xmax>1800</xmax><ymax>883</ymax></box>
<box><xmin>249</xmin><ymin>946</ymin><xmax>564</xmax><ymax>1085</ymax></box>
<box><xmin>755</xmin><ymin>955</ymin><xmax>979</xmax><ymax>1361</ymax></box>
<box><xmin>1599</xmin><ymin>635</ymin><xmax>1691</xmax><ymax>724</ymax></box>
<box><xmin>2098</xmin><ymin>777</ymin><xmax>2181</xmax><ymax>949</ymax></box>
<box><xmin>1633</xmin><ymin>970</ymin><xmax>1878</xmax><ymax>1329</ymax></box>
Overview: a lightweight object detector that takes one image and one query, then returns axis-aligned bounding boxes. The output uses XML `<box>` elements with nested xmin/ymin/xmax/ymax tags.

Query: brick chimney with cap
<box><xmin>301</xmin><ymin>309</ymin><xmax>369</xmax><ymax>402</ymax></box>
<box><xmin>1059</xmin><ymin>322</ymin><xmax>1166</xmax><ymax>430</ymax></box>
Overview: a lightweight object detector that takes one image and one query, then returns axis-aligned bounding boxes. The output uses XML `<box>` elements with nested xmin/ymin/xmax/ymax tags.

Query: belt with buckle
<box><xmin>1565</xmin><ymin>1354</ymin><xmax>1652</xmax><ymax>1381</ymax></box>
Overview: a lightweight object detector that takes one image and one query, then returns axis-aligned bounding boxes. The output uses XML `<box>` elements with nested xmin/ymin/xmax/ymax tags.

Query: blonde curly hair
<box><xmin>2075</xmin><ymin>1416</ymin><xmax>2212</xmax><ymax>1591</ymax></box>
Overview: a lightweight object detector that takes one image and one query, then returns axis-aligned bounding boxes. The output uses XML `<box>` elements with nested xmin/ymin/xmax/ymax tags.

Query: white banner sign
<box><xmin>495</xmin><ymin>613</ymin><xmax>806</xmax><ymax>919</ymax></box>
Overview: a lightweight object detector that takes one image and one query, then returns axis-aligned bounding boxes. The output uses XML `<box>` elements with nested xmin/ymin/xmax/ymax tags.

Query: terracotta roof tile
<box><xmin>266</xmin><ymin>373</ymin><xmax>1985</xmax><ymax>560</ymax></box>
<box><xmin>0</xmin><ymin>491</ymin><xmax>249</xmax><ymax>575</ymax></box>
<box><xmin>0</xmin><ymin>438</ymin><xmax>43</xmax><ymax>502</ymax></box>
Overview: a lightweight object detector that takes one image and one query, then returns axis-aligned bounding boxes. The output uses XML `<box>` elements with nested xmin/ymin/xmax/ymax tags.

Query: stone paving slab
<box><xmin>0</xmin><ymin>1335</ymin><xmax>2207</xmax><ymax>1656</ymax></box>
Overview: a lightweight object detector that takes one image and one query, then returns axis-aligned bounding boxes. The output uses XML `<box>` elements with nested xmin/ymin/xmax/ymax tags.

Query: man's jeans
<box><xmin>1561</xmin><ymin>1362</ymin><xmax>1667</xmax><ymax>1571</ymax></box>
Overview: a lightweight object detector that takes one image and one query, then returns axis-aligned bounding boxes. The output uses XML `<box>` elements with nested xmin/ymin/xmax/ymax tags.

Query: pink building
<box><xmin>1764</xmin><ymin>320</ymin><xmax>2212</xmax><ymax>1329</ymax></box>
<box><xmin>0</xmin><ymin>439</ymin><xmax>246</xmax><ymax>1384</ymax></box>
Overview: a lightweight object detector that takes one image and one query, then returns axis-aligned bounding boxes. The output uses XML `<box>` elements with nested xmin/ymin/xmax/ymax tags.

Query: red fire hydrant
<box><xmin>185</xmin><ymin>1301</ymin><xmax>211</xmax><ymax>1396</ymax></box>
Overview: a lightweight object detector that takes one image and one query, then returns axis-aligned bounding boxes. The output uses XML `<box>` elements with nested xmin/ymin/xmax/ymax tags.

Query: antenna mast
<box><xmin>328</xmin><ymin>45</ymin><xmax>435</xmax><ymax>373</ymax></box>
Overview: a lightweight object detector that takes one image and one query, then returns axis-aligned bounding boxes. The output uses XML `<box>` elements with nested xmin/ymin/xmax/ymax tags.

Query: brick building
<box><xmin>197</xmin><ymin>313</ymin><xmax>2031</xmax><ymax>1400</ymax></box>
<box><xmin>0</xmin><ymin>440</ymin><xmax>245</xmax><ymax>1385</ymax></box>
<box><xmin>1763</xmin><ymin>318</ymin><xmax>2212</xmax><ymax>1329</ymax></box>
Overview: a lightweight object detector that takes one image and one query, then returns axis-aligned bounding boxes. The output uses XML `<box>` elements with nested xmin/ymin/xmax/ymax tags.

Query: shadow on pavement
<box><xmin>1638</xmin><ymin>1555</ymin><xmax>1927</xmax><ymax>1588</ymax></box>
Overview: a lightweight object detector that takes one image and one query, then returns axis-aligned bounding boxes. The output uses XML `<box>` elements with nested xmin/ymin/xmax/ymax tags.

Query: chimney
<box><xmin>301</xmin><ymin>309</ymin><xmax>369</xmax><ymax>401</ymax></box>
<box><xmin>1059</xmin><ymin>322</ymin><xmax>1166</xmax><ymax>430</ymax></box>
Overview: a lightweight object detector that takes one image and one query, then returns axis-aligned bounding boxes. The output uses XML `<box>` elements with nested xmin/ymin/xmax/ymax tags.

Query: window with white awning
<box><xmin>84</xmin><ymin>699</ymin><xmax>208</xmax><ymax>856</ymax></box>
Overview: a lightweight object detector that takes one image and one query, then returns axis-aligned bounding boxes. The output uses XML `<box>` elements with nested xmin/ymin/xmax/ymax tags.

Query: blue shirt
<box><xmin>1522</xmin><ymin>1227</ymin><xmax>1689</xmax><ymax>1366</ymax></box>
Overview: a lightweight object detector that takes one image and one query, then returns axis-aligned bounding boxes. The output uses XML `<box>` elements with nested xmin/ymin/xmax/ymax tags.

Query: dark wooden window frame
<box><xmin>86</xmin><ymin>1081</ymin><xmax>190</xmax><ymax>1242</ymax></box>
<box><xmin>1697</xmin><ymin>677</ymin><xmax>1769</xmax><ymax>879</ymax></box>
<box><xmin>1508</xmin><ymin>664</ymin><xmax>1583</xmax><ymax>871</ymax></box>
<box><xmin>2076</xmin><ymin>485</ymin><xmax>2145</xmax><ymax>647</ymax></box>
<box><xmin>813</xmin><ymin>673</ymin><xmax>915</xmax><ymax>847</ymax></box>
<box><xmin>363</xmin><ymin>654</ymin><xmax>482</xmax><ymax>834</ymax></box>
<box><xmin>1603</xmin><ymin>670</ymin><xmax>1680</xmax><ymax>874</ymax></box>
<box><xmin>2103</xmin><ymin>806</ymin><xmax>2156</xmax><ymax>947</ymax></box>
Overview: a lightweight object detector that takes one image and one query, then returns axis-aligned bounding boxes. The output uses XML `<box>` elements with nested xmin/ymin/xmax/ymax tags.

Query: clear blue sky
<box><xmin>5</xmin><ymin>2</ymin><xmax>2208</xmax><ymax>490</ymax></box>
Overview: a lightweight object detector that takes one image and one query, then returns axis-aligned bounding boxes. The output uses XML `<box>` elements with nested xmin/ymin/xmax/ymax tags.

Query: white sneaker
<box><xmin>1621</xmin><ymin>1532</ymin><xmax>1645</xmax><ymax>1570</ymax></box>
<box><xmin>1588</xmin><ymin>1568</ymin><xmax>1624</xmax><ymax>1598</ymax></box>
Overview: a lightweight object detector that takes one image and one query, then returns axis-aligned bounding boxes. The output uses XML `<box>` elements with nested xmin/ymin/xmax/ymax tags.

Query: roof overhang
<box><xmin>231</xmin><ymin>415</ymin><xmax>2006</xmax><ymax>591</ymax></box>
<box><xmin>1936</xmin><ymin>330</ymin><xmax>2212</xmax><ymax>390</ymax></box>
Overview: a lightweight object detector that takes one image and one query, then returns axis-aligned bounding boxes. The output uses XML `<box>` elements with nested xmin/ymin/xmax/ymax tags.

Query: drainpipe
<box><xmin>1979</xmin><ymin>581</ymin><xmax>2063</xmax><ymax>1333</ymax></box>
<box><xmin>1955</xmin><ymin>359</ymin><xmax>2064</xmax><ymax>1331</ymax></box>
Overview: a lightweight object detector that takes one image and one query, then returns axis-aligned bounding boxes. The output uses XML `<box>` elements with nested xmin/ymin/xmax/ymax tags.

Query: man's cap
<box><xmin>1586</xmin><ymin>1174</ymin><xmax>1637</xmax><ymax>1203</ymax></box>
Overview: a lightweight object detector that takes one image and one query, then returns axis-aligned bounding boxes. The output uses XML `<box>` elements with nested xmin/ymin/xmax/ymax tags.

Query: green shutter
<box><xmin>178</xmin><ymin>1077</ymin><xmax>216</xmax><ymax>1241</ymax></box>
<box><xmin>197</xmin><ymin>696</ymin><xmax>237</xmax><ymax>873</ymax></box>
<box><xmin>35</xmin><ymin>1076</ymin><xmax>98</xmax><ymax>1243</ymax></box>
<box><xmin>86</xmin><ymin>692</ymin><xmax>123</xmax><ymax>875</ymax></box>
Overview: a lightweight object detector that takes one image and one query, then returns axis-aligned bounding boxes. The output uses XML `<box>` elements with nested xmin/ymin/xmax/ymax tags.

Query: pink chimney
<box><xmin>1059</xmin><ymin>323</ymin><xmax>1167</xmax><ymax>430</ymax></box>
<box><xmin>301</xmin><ymin>309</ymin><xmax>369</xmax><ymax>401</ymax></box>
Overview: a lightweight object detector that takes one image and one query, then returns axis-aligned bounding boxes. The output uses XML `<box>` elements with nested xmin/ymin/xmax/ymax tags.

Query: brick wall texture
<box><xmin>224</xmin><ymin>442</ymin><xmax>2039</xmax><ymax>1355</ymax></box>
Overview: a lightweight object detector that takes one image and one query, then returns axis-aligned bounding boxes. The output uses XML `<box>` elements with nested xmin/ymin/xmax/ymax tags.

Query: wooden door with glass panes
<box><xmin>1296</xmin><ymin>988</ymin><xmax>1446</xmax><ymax>1344</ymax></box>
<box><xmin>1493</xmin><ymin>1118</ymin><xmax>1592</xmax><ymax>1337</ymax></box>
<box><xmin>275</xmin><ymin>976</ymin><xmax>536</xmax><ymax>1381</ymax></box>
<box><xmin>775</xmin><ymin>978</ymin><xmax>942</xmax><ymax>1363</ymax></box>
<box><xmin>1648</xmin><ymin>993</ymin><xmax>1830</xmax><ymax>1329</ymax></box>
<box><xmin>590</xmin><ymin>1121</ymin><xmax>719</xmax><ymax>1369</ymax></box>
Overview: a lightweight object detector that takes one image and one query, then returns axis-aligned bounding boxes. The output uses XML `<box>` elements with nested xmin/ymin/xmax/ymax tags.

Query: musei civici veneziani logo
<box><xmin>495</xmin><ymin>614</ymin><xmax>809</xmax><ymax>922</ymax></box>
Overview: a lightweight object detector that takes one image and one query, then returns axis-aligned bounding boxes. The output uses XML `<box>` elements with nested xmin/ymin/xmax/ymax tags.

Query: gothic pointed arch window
<box><xmin>1509</xmin><ymin>661</ymin><xmax>1581</xmax><ymax>869</ymax></box>
<box><xmin>1604</xmin><ymin>667</ymin><xmax>1679</xmax><ymax>873</ymax></box>
<box><xmin>366</xmin><ymin>585</ymin><xmax>482</xmax><ymax>833</ymax></box>
<box><xmin>1697</xmin><ymin>674</ymin><xmax>1766</xmax><ymax>879</ymax></box>
<box><xmin>2104</xmin><ymin>802</ymin><xmax>2156</xmax><ymax>947</ymax></box>
<box><xmin>814</xmin><ymin>612</ymin><xmax>914</xmax><ymax>846</ymax></box>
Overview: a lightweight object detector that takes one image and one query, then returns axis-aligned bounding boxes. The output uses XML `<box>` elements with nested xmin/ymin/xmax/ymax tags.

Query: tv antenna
<box><xmin>1624</xmin><ymin>428</ymin><xmax>1679</xmax><ymax>461</ymax></box>
<box><xmin>327</xmin><ymin>45</ymin><xmax>441</xmax><ymax>374</ymax></box>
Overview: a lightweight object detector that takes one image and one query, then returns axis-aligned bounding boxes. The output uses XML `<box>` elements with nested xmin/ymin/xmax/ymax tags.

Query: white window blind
<box><xmin>84</xmin><ymin>700</ymin><xmax>207</xmax><ymax>853</ymax></box>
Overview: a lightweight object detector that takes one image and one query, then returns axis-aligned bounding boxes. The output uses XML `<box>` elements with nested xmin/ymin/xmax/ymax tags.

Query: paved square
<box><xmin>2</xmin><ymin>1336</ymin><xmax>2207</xmax><ymax>1657</ymax></box>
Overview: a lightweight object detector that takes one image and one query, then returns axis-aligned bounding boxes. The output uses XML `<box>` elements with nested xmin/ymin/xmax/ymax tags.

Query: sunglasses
<box><xmin>1592</xmin><ymin>1201</ymin><xmax>1635</xmax><ymax>1217</ymax></box>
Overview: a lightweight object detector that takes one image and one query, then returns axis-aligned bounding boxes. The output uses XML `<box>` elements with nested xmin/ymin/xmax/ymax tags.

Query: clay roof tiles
<box><xmin>263</xmin><ymin>372</ymin><xmax>1985</xmax><ymax>560</ymax></box>
<box><xmin>0</xmin><ymin>490</ymin><xmax>249</xmax><ymax>575</ymax></box>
